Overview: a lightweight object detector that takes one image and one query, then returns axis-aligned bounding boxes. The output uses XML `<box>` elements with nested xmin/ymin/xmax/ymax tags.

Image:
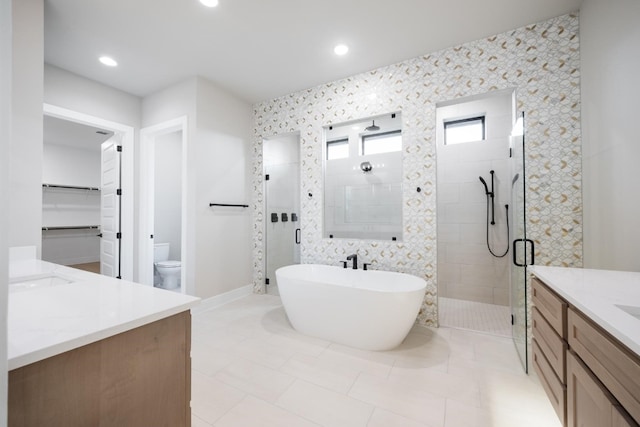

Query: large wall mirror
<box><xmin>323</xmin><ymin>112</ymin><xmax>403</xmax><ymax>241</ymax></box>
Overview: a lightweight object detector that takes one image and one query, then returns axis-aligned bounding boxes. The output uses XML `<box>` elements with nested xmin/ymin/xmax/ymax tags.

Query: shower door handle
<box><xmin>295</xmin><ymin>228</ymin><xmax>301</xmax><ymax>244</ymax></box>
<box><xmin>512</xmin><ymin>238</ymin><xmax>535</xmax><ymax>267</ymax></box>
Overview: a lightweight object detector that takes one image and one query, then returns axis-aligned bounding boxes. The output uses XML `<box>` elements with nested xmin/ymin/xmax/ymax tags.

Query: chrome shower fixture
<box><xmin>360</xmin><ymin>161</ymin><xmax>373</xmax><ymax>173</ymax></box>
<box><xmin>364</xmin><ymin>120</ymin><xmax>380</xmax><ymax>131</ymax></box>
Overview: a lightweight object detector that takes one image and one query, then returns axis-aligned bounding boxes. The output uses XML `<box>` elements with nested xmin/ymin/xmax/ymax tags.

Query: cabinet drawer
<box><xmin>533</xmin><ymin>338</ymin><xmax>566</xmax><ymax>425</ymax></box>
<box><xmin>567</xmin><ymin>350</ymin><xmax>616</xmax><ymax>427</ymax></box>
<box><xmin>568</xmin><ymin>308</ymin><xmax>640</xmax><ymax>424</ymax></box>
<box><xmin>533</xmin><ymin>306</ymin><xmax>567</xmax><ymax>383</ymax></box>
<box><xmin>532</xmin><ymin>277</ymin><xmax>567</xmax><ymax>338</ymax></box>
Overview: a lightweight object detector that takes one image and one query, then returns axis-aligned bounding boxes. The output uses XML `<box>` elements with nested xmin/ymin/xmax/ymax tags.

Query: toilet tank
<box><xmin>154</xmin><ymin>243</ymin><xmax>170</xmax><ymax>263</ymax></box>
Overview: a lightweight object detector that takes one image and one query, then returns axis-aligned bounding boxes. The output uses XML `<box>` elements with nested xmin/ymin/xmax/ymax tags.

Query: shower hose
<box><xmin>485</xmin><ymin>196</ymin><xmax>509</xmax><ymax>258</ymax></box>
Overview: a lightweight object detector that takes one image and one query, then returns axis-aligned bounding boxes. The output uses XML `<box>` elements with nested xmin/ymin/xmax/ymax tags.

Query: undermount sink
<box><xmin>615</xmin><ymin>304</ymin><xmax>640</xmax><ymax>321</ymax></box>
<box><xmin>9</xmin><ymin>273</ymin><xmax>76</xmax><ymax>293</ymax></box>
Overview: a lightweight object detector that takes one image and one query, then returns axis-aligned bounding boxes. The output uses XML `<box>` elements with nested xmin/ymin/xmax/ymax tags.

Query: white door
<box><xmin>100</xmin><ymin>138</ymin><xmax>121</xmax><ymax>278</ymax></box>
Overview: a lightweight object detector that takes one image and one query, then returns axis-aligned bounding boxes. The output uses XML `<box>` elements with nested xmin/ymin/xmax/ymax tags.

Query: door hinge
<box><xmin>509</xmin><ymin>147</ymin><xmax>513</xmax><ymax>158</ymax></box>
<box><xmin>511</xmin><ymin>314</ymin><xmax>515</xmax><ymax>325</ymax></box>
<box><xmin>265</xmin><ymin>278</ymin><xmax>270</xmax><ymax>285</ymax></box>
<box><xmin>265</xmin><ymin>174</ymin><xmax>270</xmax><ymax>181</ymax></box>
<box><xmin>116</xmin><ymin>232</ymin><xmax>122</xmax><ymax>239</ymax></box>
<box><xmin>117</xmin><ymin>145</ymin><xmax>122</xmax><ymax>152</ymax></box>
<box><xmin>116</xmin><ymin>188</ymin><xmax>122</xmax><ymax>196</ymax></box>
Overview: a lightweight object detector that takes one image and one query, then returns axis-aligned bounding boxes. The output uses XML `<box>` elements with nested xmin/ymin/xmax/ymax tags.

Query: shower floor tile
<box><xmin>191</xmin><ymin>294</ymin><xmax>559</xmax><ymax>427</ymax></box>
<box><xmin>438</xmin><ymin>297</ymin><xmax>512</xmax><ymax>337</ymax></box>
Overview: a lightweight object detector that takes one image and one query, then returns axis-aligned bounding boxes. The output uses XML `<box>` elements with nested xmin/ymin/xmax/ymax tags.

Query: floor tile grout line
<box><xmin>191</xmin><ymin>293</ymin><xmax>560</xmax><ymax>427</ymax></box>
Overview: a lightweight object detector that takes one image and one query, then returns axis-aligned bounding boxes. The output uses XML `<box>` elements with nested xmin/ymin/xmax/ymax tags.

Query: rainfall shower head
<box><xmin>479</xmin><ymin>176</ymin><xmax>490</xmax><ymax>195</ymax></box>
<box><xmin>365</xmin><ymin>120</ymin><xmax>380</xmax><ymax>132</ymax></box>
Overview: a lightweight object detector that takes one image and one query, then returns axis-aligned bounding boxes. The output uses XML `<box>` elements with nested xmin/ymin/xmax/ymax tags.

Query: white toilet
<box><xmin>154</xmin><ymin>243</ymin><xmax>181</xmax><ymax>290</ymax></box>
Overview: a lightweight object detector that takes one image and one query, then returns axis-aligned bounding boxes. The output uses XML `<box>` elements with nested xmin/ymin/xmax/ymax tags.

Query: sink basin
<box><xmin>9</xmin><ymin>273</ymin><xmax>75</xmax><ymax>293</ymax></box>
<box><xmin>615</xmin><ymin>304</ymin><xmax>640</xmax><ymax>321</ymax></box>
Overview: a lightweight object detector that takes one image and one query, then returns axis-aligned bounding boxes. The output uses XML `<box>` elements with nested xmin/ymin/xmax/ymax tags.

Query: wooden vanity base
<box><xmin>8</xmin><ymin>311</ymin><xmax>191</xmax><ymax>427</ymax></box>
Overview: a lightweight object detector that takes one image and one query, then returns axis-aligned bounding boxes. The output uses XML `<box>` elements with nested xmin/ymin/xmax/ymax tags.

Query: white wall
<box><xmin>142</xmin><ymin>77</ymin><xmax>252</xmax><ymax>299</ymax></box>
<box><xmin>194</xmin><ymin>77</ymin><xmax>252</xmax><ymax>298</ymax></box>
<box><xmin>42</xmin><ymin>144</ymin><xmax>101</xmax><ymax>187</ymax></box>
<box><xmin>154</xmin><ymin>131</ymin><xmax>182</xmax><ymax>261</ymax></box>
<box><xmin>9</xmin><ymin>0</ymin><xmax>43</xmax><ymax>255</ymax></box>
<box><xmin>581</xmin><ymin>0</ymin><xmax>640</xmax><ymax>271</ymax></box>
<box><xmin>44</xmin><ymin>64</ymin><xmax>141</xmax><ymax>127</ymax></box>
<box><xmin>436</xmin><ymin>90</ymin><xmax>513</xmax><ymax>305</ymax></box>
<box><xmin>1</xmin><ymin>0</ymin><xmax>11</xmax><ymax>421</ymax></box>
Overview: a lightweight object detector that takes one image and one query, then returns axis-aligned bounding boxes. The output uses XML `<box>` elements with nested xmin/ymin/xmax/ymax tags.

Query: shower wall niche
<box><xmin>436</xmin><ymin>90</ymin><xmax>514</xmax><ymax>306</ymax></box>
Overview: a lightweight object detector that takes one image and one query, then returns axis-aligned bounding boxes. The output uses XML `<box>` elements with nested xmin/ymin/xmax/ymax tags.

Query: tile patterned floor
<box><xmin>438</xmin><ymin>297</ymin><xmax>512</xmax><ymax>338</ymax></box>
<box><xmin>191</xmin><ymin>294</ymin><xmax>561</xmax><ymax>427</ymax></box>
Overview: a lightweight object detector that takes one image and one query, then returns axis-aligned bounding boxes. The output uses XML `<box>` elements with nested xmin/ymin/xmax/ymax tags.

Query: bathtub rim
<box><xmin>275</xmin><ymin>263</ymin><xmax>426</xmax><ymax>293</ymax></box>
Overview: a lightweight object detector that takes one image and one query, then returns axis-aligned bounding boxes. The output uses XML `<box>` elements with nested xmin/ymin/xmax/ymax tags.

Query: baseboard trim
<box><xmin>191</xmin><ymin>284</ymin><xmax>253</xmax><ymax>314</ymax></box>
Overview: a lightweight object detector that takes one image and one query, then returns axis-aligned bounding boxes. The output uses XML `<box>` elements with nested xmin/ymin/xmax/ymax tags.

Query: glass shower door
<box><xmin>264</xmin><ymin>133</ymin><xmax>301</xmax><ymax>295</ymax></box>
<box><xmin>510</xmin><ymin>111</ymin><xmax>531</xmax><ymax>372</ymax></box>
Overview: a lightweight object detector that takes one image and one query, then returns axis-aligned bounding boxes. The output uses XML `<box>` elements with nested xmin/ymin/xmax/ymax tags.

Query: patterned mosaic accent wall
<box><xmin>252</xmin><ymin>13</ymin><xmax>581</xmax><ymax>326</ymax></box>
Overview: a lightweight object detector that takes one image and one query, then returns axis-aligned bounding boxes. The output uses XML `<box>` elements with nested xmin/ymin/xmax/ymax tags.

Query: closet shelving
<box><xmin>42</xmin><ymin>183</ymin><xmax>101</xmax><ymax>232</ymax></box>
<box><xmin>42</xmin><ymin>183</ymin><xmax>100</xmax><ymax>191</ymax></box>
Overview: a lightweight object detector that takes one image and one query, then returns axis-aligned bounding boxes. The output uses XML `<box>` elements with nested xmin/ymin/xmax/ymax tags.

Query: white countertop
<box><xmin>8</xmin><ymin>259</ymin><xmax>200</xmax><ymax>370</ymax></box>
<box><xmin>529</xmin><ymin>265</ymin><xmax>640</xmax><ymax>356</ymax></box>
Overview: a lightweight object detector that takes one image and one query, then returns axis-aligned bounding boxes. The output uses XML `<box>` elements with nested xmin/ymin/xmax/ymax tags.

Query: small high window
<box><xmin>326</xmin><ymin>138</ymin><xmax>349</xmax><ymax>160</ymax></box>
<box><xmin>444</xmin><ymin>116</ymin><xmax>485</xmax><ymax>145</ymax></box>
<box><xmin>361</xmin><ymin>130</ymin><xmax>402</xmax><ymax>155</ymax></box>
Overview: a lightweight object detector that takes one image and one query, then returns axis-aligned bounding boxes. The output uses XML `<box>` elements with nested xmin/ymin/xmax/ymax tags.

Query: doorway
<box><xmin>139</xmin><ymin>117</ymin><xmax>189</xmax><ymax>294</ymax></box>
<box><xmin>263</xmin><ymin>132</ymin><xmax>301</xmax><ymax>295</ymax></box>
<box><xmin>42</xmin><ymin>104</ymin><xmax>135</xmax><ymax>280</ymax></box>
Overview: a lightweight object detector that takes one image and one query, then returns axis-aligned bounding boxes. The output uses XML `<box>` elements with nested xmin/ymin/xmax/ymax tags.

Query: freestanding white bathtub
<box><xmin>275</xmin><ymin>264</ymin><xmax>426</xmax><ymax>351</ymax></box>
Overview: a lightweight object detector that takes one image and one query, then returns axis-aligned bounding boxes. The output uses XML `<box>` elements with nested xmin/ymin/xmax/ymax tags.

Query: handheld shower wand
<box><xmin>479</xmin><ymin>170</ymin><xmax>509</xmax><ymax>257</ymax></box>
<box><xmin>479</xmin><ymin>176</ymin><xmax>491</xmax><ymax>197</ymax></box>
<box><xmin>479</xmin><ymin>173</ymin><xmax>496</xmax><ymax>224</ymax></box>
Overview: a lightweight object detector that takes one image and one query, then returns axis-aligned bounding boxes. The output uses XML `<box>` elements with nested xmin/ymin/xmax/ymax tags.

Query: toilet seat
<box><xmin>156</xmin><ymin>260</ymin><xmax>181</xmax><ymax>268</ymax></box>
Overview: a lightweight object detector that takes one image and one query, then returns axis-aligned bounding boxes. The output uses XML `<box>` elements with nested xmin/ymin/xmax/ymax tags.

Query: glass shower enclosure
<box><xmin>510</xmin><ymin>111</ymin><xmax>533</xmax><ymax>372</ymax></box>
<box><xmin>263</xmin><ymin>133</ymin><xmax>301</xmax><ymax>295</ymax></box>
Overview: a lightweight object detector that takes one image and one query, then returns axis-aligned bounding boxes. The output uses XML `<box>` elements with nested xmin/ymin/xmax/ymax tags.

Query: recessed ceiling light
<box><xmin>200</xmin><ymin>0</ymin><xmax>219</xmax><ymax>7</ymax></box>
<box><xmin>99</xmin><ymin>56</ymin><xmax>118</xmax><ymax>67</ymax></box>
<box><xmin>334</xmin><ymin>44</ymin><xmax>349</xmax><ymax>56</ymax></box>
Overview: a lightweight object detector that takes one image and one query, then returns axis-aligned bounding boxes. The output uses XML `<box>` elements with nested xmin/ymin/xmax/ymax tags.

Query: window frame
<box><xmin>360</xmin><ymin>130</ymin><xmax>402</xmax><ymax>156</ymax></box>
<box><xmin>326</xmin><ymin>137</ymin><xmax>350</xmax><ymax>160</ymax></box>
<box><xmin>443</xmin><ymin>115</ymin><xmax>485</xmax><ymax>145</ymax></box>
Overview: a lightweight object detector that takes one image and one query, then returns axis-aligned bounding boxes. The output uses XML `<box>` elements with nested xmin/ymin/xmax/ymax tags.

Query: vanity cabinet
<box><xmin>567</xmin><ymin>349</ymin><xmax>635</xmax><ymax>427</ymax></box>
<box><xmin>532</xmin><ymin>278</ymin><xmax>568</xmax><ymax>424</ymax></box>
<box><xmin>8</xmin><ymin>311</ymin><xmax>192</xmax><ymax>427</ymax></box>
<box><xmin>532</xmin><ymin>277</ymin><xmax>639</xmax><ymax>427</ymax></box>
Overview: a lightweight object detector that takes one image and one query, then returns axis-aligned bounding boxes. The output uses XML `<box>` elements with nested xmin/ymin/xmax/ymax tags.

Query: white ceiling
<box><xmin>44</xmin><ymin>0</ymin><xmax>583</xmax><ymax>104</ymax></box>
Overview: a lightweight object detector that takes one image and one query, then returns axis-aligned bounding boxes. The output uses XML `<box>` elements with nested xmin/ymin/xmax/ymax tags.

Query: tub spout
<box><xmin>346</xmin><ymin>254</ymin><xmax>358</xmax><ymax>269</ymax></box>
